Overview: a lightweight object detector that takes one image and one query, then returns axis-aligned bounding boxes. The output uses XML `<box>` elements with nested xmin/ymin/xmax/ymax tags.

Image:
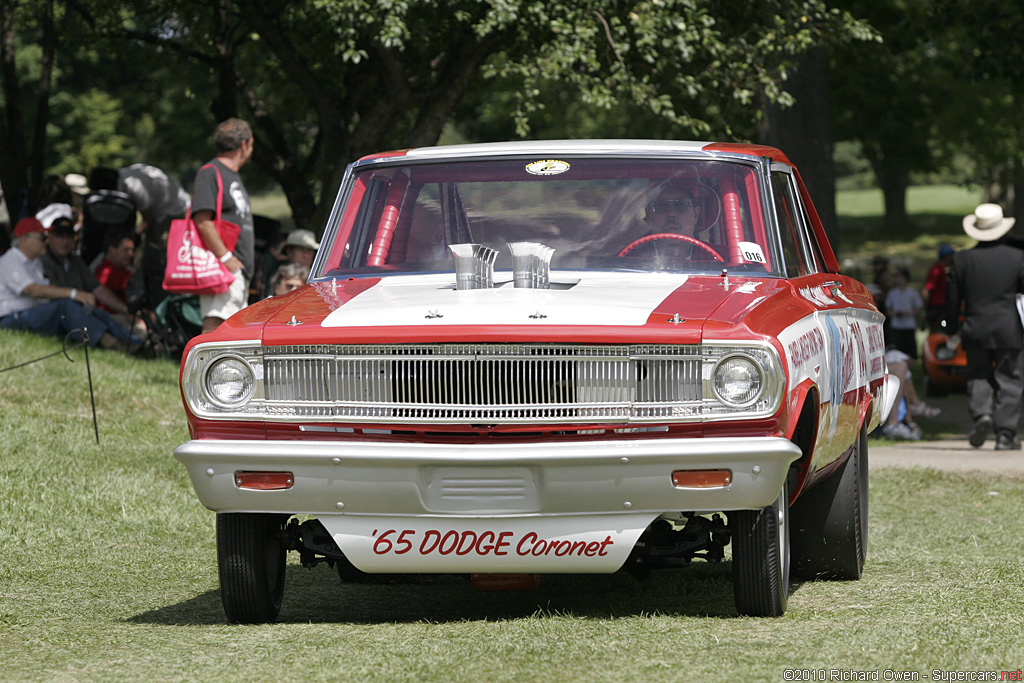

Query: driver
<box><xmin>615</xmin><ymin>180</ymin><xmax>708</xmax><ymax>260</ymax></box>
<box><xmin>644</xmin><ymin>181</ymin><xmax>701</xmax><ymax>237</ymax></box>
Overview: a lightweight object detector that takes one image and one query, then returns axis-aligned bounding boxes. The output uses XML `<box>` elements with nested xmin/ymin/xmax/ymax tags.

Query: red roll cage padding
<box><xmin>744</xmin><ymin>168</ymin><xmax>770</xmax><ymax>270</ymax></box>
<box><xmin>719</xmin><ymin>173</ymin><xmax>746</xmax><ymax>264</ymax></box>
<box><xmin>366</xmin><ymin>173</ymin><xmax>410</xmax><ymax>266</ymax></box>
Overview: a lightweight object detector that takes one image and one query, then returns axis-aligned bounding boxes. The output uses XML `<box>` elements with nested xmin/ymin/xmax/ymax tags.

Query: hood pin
<box><xmin>425</xmin><ymin>310</ymin><xmax>443</xmax><ymax>319</ymax></box>
<box><xmin>287</xmin><ymin>315</ymin><xmax>302</xmax><ymax>326</ymax></box>
<box><xmin>668</xmin><ymin>313</ymin><xmax>684</xmax><ymax>325</ymax></box>
<box><xmin>529</xmin><ymin>311</ymin><xmax>547</xmax><ymax>319</ymax></box>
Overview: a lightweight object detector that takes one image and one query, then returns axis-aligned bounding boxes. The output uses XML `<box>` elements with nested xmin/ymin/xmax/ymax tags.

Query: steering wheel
<box><xmin>617</xmin><ymin>233</ymin><xmax>724</xmax><ymax>261</ymax></box>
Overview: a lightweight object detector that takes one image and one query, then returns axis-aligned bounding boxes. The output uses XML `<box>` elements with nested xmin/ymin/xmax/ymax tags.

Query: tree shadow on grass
<box><xmin>128</xmin><ymin>561</ymin><xmax>818</xmax><ymax>625</ymax></box>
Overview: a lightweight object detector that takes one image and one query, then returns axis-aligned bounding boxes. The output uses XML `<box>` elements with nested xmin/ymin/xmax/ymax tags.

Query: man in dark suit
<box><xmin>945</xmin><ymin>203</ymin><xmax>1024</xmax><ymax>450</ymax></box>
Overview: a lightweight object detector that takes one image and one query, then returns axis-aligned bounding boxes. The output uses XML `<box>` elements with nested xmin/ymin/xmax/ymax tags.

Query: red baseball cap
<box><xmin>13</xmin><ymin>217</ymin><xmax>46</xmax><ymax>237</ymax></box>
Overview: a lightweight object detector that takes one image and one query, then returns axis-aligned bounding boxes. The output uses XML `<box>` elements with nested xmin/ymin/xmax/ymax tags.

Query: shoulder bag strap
<box><xmin>197</xmin><ymin>162</ymin><xmax>225</xmax><ymax>221</ymax></box>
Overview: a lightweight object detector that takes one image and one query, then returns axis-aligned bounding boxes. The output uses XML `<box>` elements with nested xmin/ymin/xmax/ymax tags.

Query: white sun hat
<box><xmin>963</xmin><ymin>203</ymin><xmax>1016</xmax><ymax>241</ymax></box>
<box><xmin>284</xmin><ymin>229</ymin><xmax>320</xmax><ymax>251</ymax></box>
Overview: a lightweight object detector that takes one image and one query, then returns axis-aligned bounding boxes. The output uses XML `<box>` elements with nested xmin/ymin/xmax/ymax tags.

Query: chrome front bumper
<box><xmin>174</xmin><ymin>436</ymin><xmax>801</xmax><ymax>517</ymax></box>
<box><xmin>176</xmin><ymin>436</ymin><xmax>801</xmax><ymax>572</ymax></box>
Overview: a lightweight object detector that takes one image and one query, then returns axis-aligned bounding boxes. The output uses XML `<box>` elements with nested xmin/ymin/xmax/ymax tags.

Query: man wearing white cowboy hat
<box><xmin>945</xmin><ymin>203</ymin><xmax>1024</xmax><ymax>450</ymax></box>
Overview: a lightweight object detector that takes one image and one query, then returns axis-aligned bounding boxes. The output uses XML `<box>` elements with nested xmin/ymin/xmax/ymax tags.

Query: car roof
<box><xmin>356</xmin><ymin>140</ymin><xmax>793</xmax><ymax>165</ymax></box>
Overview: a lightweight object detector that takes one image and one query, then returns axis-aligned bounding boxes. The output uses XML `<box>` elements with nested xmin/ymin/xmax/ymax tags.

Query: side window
<box><xmin>798</xmin><ymin>198</ymin><xmax>825</xmax><ymax>273</ymax></box>
<box><xmin>770</xmin><ymin>172</ymin><xmax>807</xmax><ymax>278</ymax></box>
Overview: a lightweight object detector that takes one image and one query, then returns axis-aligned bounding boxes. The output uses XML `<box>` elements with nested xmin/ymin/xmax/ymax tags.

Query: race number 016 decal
<box><xmin>738</xmin><ymin>241</ymin><xmax>766</xmax><ymax>264</ymax></box>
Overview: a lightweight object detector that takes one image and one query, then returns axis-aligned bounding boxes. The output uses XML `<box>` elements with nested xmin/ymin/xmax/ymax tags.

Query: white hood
<box><xmin>320</xmin><ymin>272</ymin><xmax>689</xmax><ymax>327</ymax></box>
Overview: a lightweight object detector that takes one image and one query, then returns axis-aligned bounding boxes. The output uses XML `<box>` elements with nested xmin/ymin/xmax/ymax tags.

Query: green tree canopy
<box><xmin>4</xmin><ymin>0</ymin><xmax>874</xmax><ymax>234</ymax></box>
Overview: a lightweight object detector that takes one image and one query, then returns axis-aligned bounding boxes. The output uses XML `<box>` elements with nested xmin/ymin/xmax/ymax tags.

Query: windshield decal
<box><xmin>525</xmin><ymin>159</ymin><xmax>571</xmax><ymax>176</ymax></box>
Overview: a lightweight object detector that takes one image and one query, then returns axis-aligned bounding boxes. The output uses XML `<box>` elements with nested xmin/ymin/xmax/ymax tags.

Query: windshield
<box><xmin>316</xmin><ymin>157</ymin><xmax>780</xmax><ymax>279</ymax></box>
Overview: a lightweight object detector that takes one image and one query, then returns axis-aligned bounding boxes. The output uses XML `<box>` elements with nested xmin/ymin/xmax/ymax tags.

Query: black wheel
<box><xmin>731</xmin><ymin>481</ymin><xmax>790</xmax><ymax>617</ymax></box>
<box><xmin>790</xmin><ymin>425</ymin><xmax>868</xmax><ymax>580</ymax></box>
<box><xmin>217</xmin><ymin>513</ymin><xmax>288</xmax><ymax>624</ymax></box>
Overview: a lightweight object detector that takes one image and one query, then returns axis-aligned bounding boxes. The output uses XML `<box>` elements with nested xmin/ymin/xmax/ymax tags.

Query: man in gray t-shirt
<box><xmin>192</xmin><ymin>118</ymin><xmax>255</xmax><ymax>333</ymax></box>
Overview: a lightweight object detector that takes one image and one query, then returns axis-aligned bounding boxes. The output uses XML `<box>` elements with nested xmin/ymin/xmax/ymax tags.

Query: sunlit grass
<box><xmin>2</xmin><ymin>329</ymin><xmax>1024</xmax><ymax>681</ymax></box>
<box><xmin>836</xmin><ymin>184</ymin><xmax>981</xmax><ymax>217</ymax></box>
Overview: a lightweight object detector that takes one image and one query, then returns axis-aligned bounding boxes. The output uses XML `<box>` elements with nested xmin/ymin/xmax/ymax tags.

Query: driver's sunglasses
<box><xmin>647</xmin><ymin>199</ymin><xmax>694</xmax><ymax>215</ymax></box>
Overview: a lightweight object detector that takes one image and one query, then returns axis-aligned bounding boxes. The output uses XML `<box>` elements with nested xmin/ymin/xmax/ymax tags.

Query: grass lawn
<box><xmin>834</xmin><ymin>184</ymin><xmax>983</xmax><ymax>280</ymax></box>
<box><xmin>2</xmin><ymin>329</ymin><xmax>1023</xmax><ymax>682</ymax></box>
<box><xmin>250</xmin><ymin>193</ymin><xmax>296</xmax><ymax>233</ymax></box>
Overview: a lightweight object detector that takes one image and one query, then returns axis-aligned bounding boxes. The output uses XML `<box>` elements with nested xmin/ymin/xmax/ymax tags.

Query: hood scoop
<box><xmin>449</xmin><ymin>242</ymin><xmax>554</xmax><ymax>290</ymax></box>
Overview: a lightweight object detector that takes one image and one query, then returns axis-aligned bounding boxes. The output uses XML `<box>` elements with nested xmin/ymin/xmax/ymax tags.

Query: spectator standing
<box><xmin>922</xmin><ymin>244</ymin><xmax>955</xmax><ymax>331</ymax></box>
<box><xmin>0</xmin><ymin>218</ymin><xmax>134</xmax><ymax>350</ymax></box>
<box><xmin>945</xmin><ymin>203</ymin><xmax>1024</xmax><ymax>451</ymax></box>
<box><xmin>884</xmin><ymin>268</ymin><xmax>923</xmax><ymax>359</ymax></box>
<box><xmin>117</xmin><ymin>163</ymin><xmax>190</xmax><ymax>310</ymax></box>
<box><xmin>192</xmin><ymin>118</ymin><xmax>255</xmax><ymax>334</ymax></box>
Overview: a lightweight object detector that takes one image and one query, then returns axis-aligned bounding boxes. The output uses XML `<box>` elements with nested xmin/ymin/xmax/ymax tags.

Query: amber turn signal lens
<box><xmin>234</xmin><ymin>471</ymin><xmax>294</xmax><ymax>490</ymax></box>
<box><xmin>671</xmin><ymin>469</ymin><xmax>732</xmax><ymax>488</ymax></box>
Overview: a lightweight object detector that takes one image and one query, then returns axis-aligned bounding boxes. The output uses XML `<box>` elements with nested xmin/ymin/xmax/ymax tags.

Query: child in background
<box><xmin>885</xmin><ymin>268</ymin><xmax>923</xmax><ymax>359</ymax></box>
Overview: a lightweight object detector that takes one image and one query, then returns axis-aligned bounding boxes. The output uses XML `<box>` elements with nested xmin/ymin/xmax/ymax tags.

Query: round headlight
<box><xmin>713</xmin><ymin>355</ymin><xmax>764</xmax><ymax>407</ymax></box>
<box><xmin>205</xmin><ymin>357</ymin><xmax>255</xmax><ymax>407</ymax></box>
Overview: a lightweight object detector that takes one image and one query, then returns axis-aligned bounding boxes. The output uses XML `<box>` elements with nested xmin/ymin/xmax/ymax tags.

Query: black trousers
<box><xmin>966</xmin><ymin>346</ymin><xmax>1024</xmax><ymax>437</ymax></box>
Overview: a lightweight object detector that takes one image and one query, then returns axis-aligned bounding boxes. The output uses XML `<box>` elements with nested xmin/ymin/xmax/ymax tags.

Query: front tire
<box><xmin>217</xmin><ymin>513</ymin><xmax>288</xmax><ymax>624</ymax></box>
<box><xmin>790</xmin><ymin>425</ymin><xmax>868</xmax><ymax>580</ymax></box>
<box><xmin>731</xmin><ymin>481</ymin><xmax>790</xmax><ymax>617</ymax></box>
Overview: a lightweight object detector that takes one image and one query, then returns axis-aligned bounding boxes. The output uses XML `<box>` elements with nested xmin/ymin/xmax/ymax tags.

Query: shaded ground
<box><xmin>870</xmin><ymin>390</ymin><xmax>1024</xmax><ymax>476</ymax></box>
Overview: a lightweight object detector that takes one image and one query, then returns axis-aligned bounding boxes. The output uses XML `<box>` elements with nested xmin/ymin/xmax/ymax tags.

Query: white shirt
<box><xmin>0</xmin><ymin>247</ymin><xmax>49</xmax><ymax>318</ymax></box>
<box><xmin>884</xmin><ymin>286</ymin><xmax>922</xmax><ymax>331</ymax></box>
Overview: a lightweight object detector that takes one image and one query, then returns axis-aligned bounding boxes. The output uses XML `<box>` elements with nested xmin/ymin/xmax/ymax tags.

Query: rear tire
<box><xmin>731</xmin><ymin>481</ymin><xmax>790</xmax><ymax>617</ymax></box>
<box><xmin>790</xmin><ymin>425</ymin><xmax>868</xmax><ymax>580</ymax></box>
<box><xmin>217</xmin><ymin>513</ymin><xmax>288</xmax><ymax>624</ymax></box>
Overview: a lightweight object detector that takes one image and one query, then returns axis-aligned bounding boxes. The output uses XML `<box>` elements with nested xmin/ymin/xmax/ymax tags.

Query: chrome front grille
<box><xmin>261</xmin><ymin>344</ymin><xmax>703</xmax><ymax>423</ymax></box>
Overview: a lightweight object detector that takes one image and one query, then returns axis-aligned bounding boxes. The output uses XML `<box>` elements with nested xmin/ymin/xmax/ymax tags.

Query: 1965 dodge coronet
<box><xmin>174</xmin><ymin>140</ymin><xmax>898</xmax><ymax>622</ymax></box>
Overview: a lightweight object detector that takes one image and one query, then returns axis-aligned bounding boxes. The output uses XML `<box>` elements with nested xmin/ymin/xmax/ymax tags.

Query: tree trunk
<box><xmin>1012</xmin><ymin>157</ymin><xmax>1024</xmax><ymax>220</ymax></box>
<box><xmin>876</xmin><ymin>165</ymin><xmax>909</xmax><ymax>232</ymax></box>
<box><xmin>757</xmin><ymin>48</ymin><xmax>837</xmax><ymax>244</ymax></box>
<box><xmin>0</xmin><ymin>0</ymin><xmax>28</xmax><ymax>229</ymax></box>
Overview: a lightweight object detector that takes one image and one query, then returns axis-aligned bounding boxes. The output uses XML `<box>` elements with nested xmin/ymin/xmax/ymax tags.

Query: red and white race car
<box><xmin>174</xmin><ymin>140</ymin><xmax>897</xmax><ymax>622</ymax></box>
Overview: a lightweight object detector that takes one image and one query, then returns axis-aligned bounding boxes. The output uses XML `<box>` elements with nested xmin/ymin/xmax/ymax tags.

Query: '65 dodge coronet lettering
<box><xmin>174</xmin><ymin>140</ymin><xmax>898</xmax><ymax>623</ymax></box>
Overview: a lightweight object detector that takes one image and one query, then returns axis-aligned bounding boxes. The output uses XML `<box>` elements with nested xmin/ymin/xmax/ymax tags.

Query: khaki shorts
<box><xmin>200</xmin><ymin>273</ymin><xmax>248</xmax><ymax>322</ymax></box>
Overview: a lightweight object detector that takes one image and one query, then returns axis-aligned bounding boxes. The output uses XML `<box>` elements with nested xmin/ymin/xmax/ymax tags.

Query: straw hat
<box><xmin>65</xmin><ymin>173</ymin><xmax>90</xmax><ymax>196</ymax></box>
<box><xmin>963</xmin><ymin>203</ymin><xmax>1015</xmax><ymax>241</ymax></box>
<box><xmin>284</xmin><ymin>229</ymin><xmax>320</xmax><ymax>251</ymax></box>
